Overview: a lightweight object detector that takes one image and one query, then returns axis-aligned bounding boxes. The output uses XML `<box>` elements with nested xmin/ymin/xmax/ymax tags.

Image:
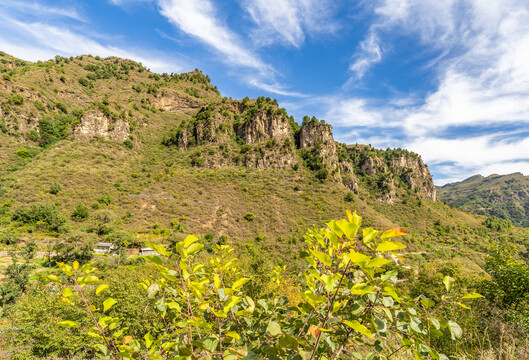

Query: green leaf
<box><xmin>57</xmin><ymin>320</ymin><xmax>78</xmax><ymax>328</ymax></box>
<box><xmin>96</xmin><ymin>284</ymin><xmax>109</xmax><ymax>295</ymax></box>
<box><xmin>183</xmin><ymin>235</ymin><xmax>199</xmax><ymax>248</ymax></box>
<box><xmin>232</xmin><ymin>277</ymin><xmax>250</xmax><ymax>291</ymax></box>
<box><xmin>456</xmin><ymin>302</ymin><xmax>471</xmax><ymax>309</ymax></box>
<box><xmin>447</xmin><ymin>321</ymin><xmax>462</xmax><ymax>340</ymax></box>
<box><xmin>224</xmin><ymin>296</ymin><xmax>241</xmax><ymax>313</ymax></box>
<box><xmin>365</xmin><ymin>257</ymin><xmax>392</xmax><ymax>268</ymax></box>
<box><xmin>443</xmin><ymin>276</ymin><xmax>455</xmax><ymax>293</ymax></box>
<box><xmin>362</xmin><ymin>227</ymin><xmax>381</xmax><ymax>244</ymax></box>
<box><xmin>226</xmin><ymin>331</ymin><xmax>240</xmax><ymax>339</ymax></box>
<box><xmin>310</xmin><ymin>250</ymin><xmax>332</xmax><ymax>267</ymax></box>
<box><xmin>462</xmin><ymin>292</ymin><xmax>483</xmax><ymax>299</ymax></box>
<box><xmin>321</xmin><ymin>274</ymin><xmax>335</xmax><ymax>293</ymax></box>
<box><xmin>376</xmin><ymin>241</ymin><xmax>406</xmax><ymax>252</ymax></box>
<box><xmin>103</xmin><ymin>298</ymin><xmax>117</xmax><ymax>312</ymax></box>
<box><xmin>47</xmin><ymin>274</ymin><xmax>61</xmax><ymax>283</ymax></box>
<box><xmin>84</xmin><ymin>275</ymin><xmax>99</xmax><ymax>284</ymax></box>
<box><xmin>266</xmin><ymin>321</ymin><xmax>282</xmax><ymax>336</ymax></box>
<box><xmin>344</xmin><ymin>251</ymin><xmax>371</xmax><ymax>263</ymax></box>
<box><xmin>420</xmin><ymin>298</ymin><xmax>435</xmax><ymax>308</ymax></box>
<box><xmin>342</xmin><ymin>320</ymin><xmax>372</xmax><ymax>338</ymax></box>
<box><xmin>186</xmin><ymin>242</ymin><xmax>204</xmax><ymax>255</ymax></box>
<box><xmin>380</xmin><ymin>228</ymin><xmax>407</xmax><ymax>239</ymax></box>
<box><xmin>145</xmin><ymin>332</ymin><xmax>154</xmax><ymax>349</ymax></box>
<box><xmin>62</xmin><ymin>287</ymin><xmax>74</xmax><ymax>298</ymax></box>
<box><xmin>279</xmin><ymin>334</ymin><xmax>298</xmax><ymax>350</ymax></box>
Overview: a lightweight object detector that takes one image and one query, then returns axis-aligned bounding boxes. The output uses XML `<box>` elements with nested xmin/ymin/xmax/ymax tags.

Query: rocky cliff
<box><xmin>0</xmin><ymin>52</ymin><xmax>436</xmax><ymax>201</ymax></box>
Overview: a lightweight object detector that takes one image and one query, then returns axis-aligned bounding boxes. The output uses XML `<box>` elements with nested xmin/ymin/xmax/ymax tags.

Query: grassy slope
<box><xmin>438</xmin><ymin>172</ymin><xmax>529</xmax><ymax>227</ymax></box>
<box><xmin>1</xmin><ymin>52</ymin><xmax>528</xmax><ymax>274</ymax></box>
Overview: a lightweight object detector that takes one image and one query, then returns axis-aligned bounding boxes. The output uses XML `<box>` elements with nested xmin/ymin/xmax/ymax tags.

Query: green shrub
<box><xmin>15</xmin><ymin>148</ymin><xmax>31</xmax><ymax>158</ymax></box>
<box><xmin>97</xmin><ymin>194</ymin><xmax>111</xmax><ymax>206</ymax></box>
<box><xmin>483</xmin><ymin>216</ymin><xmax>512</xmax><ymax>232</ymax></box>
<box><xmin>49</xmin><ymin>181</ymin><xmax>62</xmax><ymax>194</ymax></box>
<box><xmin>10</xmin><ymin>94</ymin><xmax>23</xmax><ymax>105</ymax></box>
<box><xmin>71</xmin><ymin>202</ymin><xmax>90</xmax><ymax>220</ymax></box>
<box><xmin>12</xmin><ymin>203</ymin><xmax>66</xmax><ymax>232</ymax></box>
<box><xmin>123</xmin><ymin>139</ymin><xmax>133</xmax><ymax>149</ymax></box>
<box><xmin>0</xmin><ymin>229</ymin><xmax>21</xmax><ymax>245</ymax></box>
<box><xmin>34</xmin><ymin>100</ymin><xmax>46</xmax><ymax>112</ymax></box>
<box><xmin>48</xmin><ymin>211</ymin><xmax>478</xmax><ymax>360</ymax></box>
<box><xmin>344</xmin><ymin>192</ymin><xmax>355</xmax><ymax>202</ymax></box>
<box><xmin>244</xmin><ymin>212</ymin><xmax>256</xmax><ymax>221</ymax></box>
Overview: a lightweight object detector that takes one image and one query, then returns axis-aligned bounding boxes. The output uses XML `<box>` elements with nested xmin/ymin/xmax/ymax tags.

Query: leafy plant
<box><xmin>49</xmin><ymin>211</ymin><xmax>480</xmax><ymax>359</ymax></box>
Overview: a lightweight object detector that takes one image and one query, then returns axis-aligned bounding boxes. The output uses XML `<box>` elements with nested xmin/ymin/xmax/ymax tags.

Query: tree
<box><xmin>49</xmin><ymin>211</ymin><xmax>480</xmax><ymax>359</ymax></box>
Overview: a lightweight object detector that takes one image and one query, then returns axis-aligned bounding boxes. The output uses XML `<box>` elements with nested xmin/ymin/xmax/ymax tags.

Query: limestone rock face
<box><xmin>74</xmin><ymin>111</ymin><xmax>130</xmax><ymax>142</ymax></box>
<box><xmin>237</xmin><ymin>111</ymin><xmax>292</xmax><ymax>144</ymax></box>
<box><xmin>390</xmin><ymin>154</ymin><xmax>436</xmax><ymax>201</ymax></box>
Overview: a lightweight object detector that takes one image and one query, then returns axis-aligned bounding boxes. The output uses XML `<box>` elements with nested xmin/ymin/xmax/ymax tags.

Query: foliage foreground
<box><xmin>48</xmin><ymin>211</ymin><xmax>480</xmax><ymax>359</ymax></box>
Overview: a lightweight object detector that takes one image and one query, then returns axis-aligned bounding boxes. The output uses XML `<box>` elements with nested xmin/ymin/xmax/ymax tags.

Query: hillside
<box><xmin>438</xmin><ymin>172</ymin><xmax>529</xmax><ymax>227</ymax></box>
<box><xmin>0</xmin><ymin>51</ymin><xmax>527</xmax><ymax>268</ymax></box>
<box><xmin>2</xmin><ymin>52</ymin><xmax>529</xmax><ymax>359</ymax></box>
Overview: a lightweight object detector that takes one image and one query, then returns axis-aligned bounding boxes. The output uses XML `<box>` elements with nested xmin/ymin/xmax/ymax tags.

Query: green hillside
<box><xmin>438</xmin><ymin>172</ymin><xmax>529</xmax><ymax>227</ymax></box>
<box><xmin>0</xmin><ymin>52</ymin><xmax>529</xmax><ymax>359</ymax></box>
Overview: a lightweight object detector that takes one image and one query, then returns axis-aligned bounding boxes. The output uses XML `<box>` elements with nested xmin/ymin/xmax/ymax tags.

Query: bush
<box><xmin>344</xmin><ymin>192</ymin><xmax>355</xmax><ymax>202</ymax></box>
<box><xmin>48</xmin><ymin>211</ymin><xmax>479</xmax><ymax>360</ymax></box>
<box><xmin>123</xmin><ymin>139</ymin><xmax>133</xmax><ymax>149</ymax></box>
<box><xmin>15</xmin><ymin>148</ymin><xmax>31</xmax><ymax>158</ymax></box>
<box><xmin>71</xmin><ymin>202</ymin><xmax>90</xmax><ymax>220</ymax></box>
<box><xmin>49</xmin><ymin>181</ymin><xmax>62</xmax><ymax>195</ymax></box>
<box><xmin>244</xmin><ymin>212</ymin><xmax>255</xmax><ymax>221</ymax></box>
<box><xmin>0</xmin><ymin>229</ymin><xmax>21</xmax><ymax>245</ymax></box>
<box><xmin>10</xmin><ymin>94</ymin><xmax>23</xmax><ymax>105</ymax></box>
<box><xmin>12</xmin><ymin>203</ymin><xmax>66</xmax><ymax>232</ymax></box>
<box><xmin>483</xmin><ymin>216</ymin><xmax>512</xmax><ymax>232</ymax></box>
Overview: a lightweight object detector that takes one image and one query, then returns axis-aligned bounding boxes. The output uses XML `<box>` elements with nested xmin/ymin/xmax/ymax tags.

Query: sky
<box><xmin>1</xmin><ymin>0</ymin><xmax>529</xmax><ymax>185</ymax></box>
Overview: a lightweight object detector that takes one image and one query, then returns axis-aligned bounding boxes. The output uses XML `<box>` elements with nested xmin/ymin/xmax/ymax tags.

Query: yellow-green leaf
<box><xmin>103</xmin><ymin>298</ymin><xmax>117</xmax><ymax>312</ymax></box>
<box><xmin>84</xmin><ymin>275</ymin><xmax>99</xmax><ymax>284</ymax></box>
<box><xmin>462</xmin><ymin>292</ymin><xmax>483</xmax><ymax>299</ymax></box>
<box><xmin>96</xmin><ymin>284</ymin><xmax>109</xmax><ymax>295</ymax></box>
<box><xmin>443</xmin><ymin>276</ymin><xmax>455</xmax><ymax>293</ymax></box>
<box><xmin>232</xmin><ymin>278</ymin><xmax>250</xmax><ymax>291</ymax></box>
<box><xmin>58</xmin><ymin>320</ymin><xmax>78</xmax><ymax>328</ymax></box>
<box><xmin>376</xmin><ymin>241</ymin><xmax>406</xmax><ymax>252</ymax></box>
<box><xmin>365</xmin><ymin>257</ymin><xmax>392</xmax><ymax>268</ymax></box>
<box><xmin>145</xmin><ymin>332</ymin><xmax>154</xmax><ymax>349</ymax></box>
<box><xmin>73</xmin><ymin>261</ymin><xmax>79</xmax><ymax>270</ymax></box>
<box><xmin>342</xmin><ymin>320</ymin><xmax>372</xmax><ymax>338</ymax></box>
<box><xmin>47</xmin><ymin>274</ymin><xmax>61</xmax><ymax>283</ymax></box>
<box><xmin>62</xmin><ymin>287</ymin><xmax>74</xmax><ymax>298</ymax></box>
<box><xmin>344</xmin><ymin>251</ymin><xmax>371</xmax><ymax>263</ymax></box>
<box><xmin>310</xmin><ymin>250</ymin><xmax>332</xmax><ymax>267</ymax></box>
<box><xmin>380</xmin><ymin>227</ymin><xmax>407</xmax><ymax>239</ymax></box>
<box><xmin>362</xmin><ymin>227</ymin><xmax>381</xmax><ymax>244</ymax></box>
<box><xmin>321</xmin><ymin>274</ymin><xmax>335</xmax><ymax>293</ymax></box>
<box><xmin>456</xmin><ymin>302</ymin><xmax>471</xmax><ymax>309</ymax></box>
<box><xmin>226</xmin><ymin>331</ymin><xmax>240</xmax><ymax>339</ymax></box>
<box><xmin>183</xmin><ymin>235</ymin><xmax>199</xmax><ymax>248</ymax></box>
<box><xmin>186</xmin><ymin>243</ymin><xmax>203</xmax><ymax>255</ymax></box>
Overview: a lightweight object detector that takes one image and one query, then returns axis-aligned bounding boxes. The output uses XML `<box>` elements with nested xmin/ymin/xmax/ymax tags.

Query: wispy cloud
<box><xmin>0</xmin><ymin>0</ymin><xmax>86</xmax><ymax>22</ymax></box>
<box><xmin>324</xmin><ymin>0</ymin><xmax>529</xmax><ymax>183</ymax></box>
<box><xmin>0</xmin><ymin>0</ymin><xmax>186</xmax><ymax>73</ymax></box>
<box><xmin>242</xmin><ymin>0</ymin><xmax>337</xmax><ymax>48</ymax></box>
<box><xmin>158</xmin><ymin>0</ymin><xmax>270</xmax><ymax>74</ymax></box>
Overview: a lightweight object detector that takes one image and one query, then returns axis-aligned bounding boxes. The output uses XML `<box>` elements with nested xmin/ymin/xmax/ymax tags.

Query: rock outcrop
<box><xmin>74</xmin><ymin>110</ymin><xmax>130</xmax><ymax>142</ymax></box>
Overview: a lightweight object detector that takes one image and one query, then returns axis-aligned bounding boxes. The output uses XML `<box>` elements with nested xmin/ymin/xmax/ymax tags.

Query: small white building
<box><xmin>94</xmin><ymin>242</ymin><xmax>114</xmax><ymax>254</ymax></box>
<box><xmin>140</xmin><ymin>247</ymin><xmax>157</xmax><ymax>256</ymax></box>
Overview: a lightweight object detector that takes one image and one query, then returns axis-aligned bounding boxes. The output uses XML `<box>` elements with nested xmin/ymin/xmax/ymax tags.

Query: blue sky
<box><xmin>2</xmin><ymin>0</ymin><xmax>529</xmax><ymax>185</ymax></box>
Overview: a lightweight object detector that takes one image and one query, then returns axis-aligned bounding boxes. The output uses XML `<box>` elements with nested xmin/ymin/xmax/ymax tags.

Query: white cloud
<box><xmin>328</xmin><ymin>0</ymin><xmax>529</xmax><ymax>183</ymax></box>
<box><xmin>0</xmin><ymin>0</ymin><xmax>86</xmax><ymax>22</ymax></box>
<box><xmin>349</xmin><ymin>32</ymin><xmax>382</xmax><ymax>79</ymax></box>
<box><xmin>158</xmin><ymin>0</ymin><xmax>270</xmax><ymax>74</ymax></box>
<box><xmin>242</xmin><ymin>0</ymin><xmax>336</xmax><ymax>47</ymax></box>
<box><xmin>0</xmin><ymin>8</ymin><xmax>185</xmax><ymax>73</ymax></box>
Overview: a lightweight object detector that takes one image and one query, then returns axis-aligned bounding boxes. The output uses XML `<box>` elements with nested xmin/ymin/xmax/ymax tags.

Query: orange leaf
<box><xmin>123</xmin><ymin>336</ymin><xmax>133</xmax><ymax>345</ymax></box>
<box><xmin>309</xmin><ymin>326</ymin><xmax>321</xmax><ymax>338</ymax></box>
<box><xmin>380</xmin><ymin>227</ymin><xmax>407</xmax><ymax>239</ymax></box>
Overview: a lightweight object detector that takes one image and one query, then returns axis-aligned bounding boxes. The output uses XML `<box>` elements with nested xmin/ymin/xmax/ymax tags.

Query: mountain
<box><xmin>437</xmin><ymin>172</ymin><xmax>529</xmax><ymax>227</ymax></box>
<box><xmin>0</xmin><ymin>51</ymin><xmax>527</xmax><ymax>270</ymax></box>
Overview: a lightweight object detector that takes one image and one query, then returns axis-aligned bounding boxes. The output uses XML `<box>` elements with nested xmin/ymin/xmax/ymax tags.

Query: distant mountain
<box><xmin>437</xmin><ymin>172</ymin><xmax>529</xmax><ymax>227</ymax></box>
